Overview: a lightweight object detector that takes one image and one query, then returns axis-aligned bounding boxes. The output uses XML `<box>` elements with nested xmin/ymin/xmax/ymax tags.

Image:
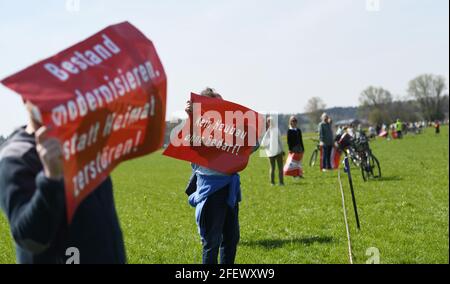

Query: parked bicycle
<box><xmin>338</xmin><ymin>131</ymin><xmax>381</xmax><ymax>182</ymax></box>
<box><xmin>309</xmin><ymin>138</ymin><xmax>320</xmax><ymax>167</ymax></box>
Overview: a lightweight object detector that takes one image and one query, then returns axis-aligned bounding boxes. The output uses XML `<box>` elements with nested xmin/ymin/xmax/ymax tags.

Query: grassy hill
<box><xmin>0</xmin><ymin>126</ymin><xmax>448</xmax><ymax>264</ymax></box>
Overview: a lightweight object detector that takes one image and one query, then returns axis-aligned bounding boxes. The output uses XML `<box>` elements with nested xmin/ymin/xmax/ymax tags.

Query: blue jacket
<box><xmin>187</xmin><ymin>143</ymin><xmax>259</xmax><ymax>235</ymax></box>
<box><xmin>188</xmin><ymin>171</ymin><xmax>241</xmax><ymax>233</ymax></box>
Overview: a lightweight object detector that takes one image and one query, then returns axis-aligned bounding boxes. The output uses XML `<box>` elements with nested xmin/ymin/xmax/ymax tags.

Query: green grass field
<box><xmin>0</xmin><ymin>126</ymin><xmax>448</xmax><ymax>264</ymax></box>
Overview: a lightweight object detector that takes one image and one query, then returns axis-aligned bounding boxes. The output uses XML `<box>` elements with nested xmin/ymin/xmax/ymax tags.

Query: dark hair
<box><xmin>200</xmin><ymin>87</ymin><xmax>220</xmax><ymax>98</ymax></box>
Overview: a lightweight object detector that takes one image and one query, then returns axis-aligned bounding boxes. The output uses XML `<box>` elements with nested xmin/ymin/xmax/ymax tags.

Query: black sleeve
<box><xmin>319</xmin><ymin>124</ymin><xmax>324</xmax><ymax>143</ymax></box>
<box><xmin>287</xmin><ymin>130</ymin><xmax>294</xmax><ymax>151</ymax></box>
<box><xmin>298</xmin><ymin>129</ymin><xmax>305</xmax><ymax>152</ymax></box>
<box><xmin>0</xmin><ymin>157</ymin><xmax>65</xmax><ymax>254</ymax></box>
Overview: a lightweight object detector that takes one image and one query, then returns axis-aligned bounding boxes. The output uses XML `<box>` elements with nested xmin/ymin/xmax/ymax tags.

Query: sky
<box><xmin>0</xmin><ymin>0</ymin><xmax>448</xmax><ymax>136</ymax></box>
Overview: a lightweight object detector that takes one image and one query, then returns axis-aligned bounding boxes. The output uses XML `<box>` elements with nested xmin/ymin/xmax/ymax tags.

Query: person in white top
<box><xmin>336</xmin><ymin>126</ymin><xmax>343</xmax><ymax>137</ymax></box>
<box><xmin>261</xmin><ymin>116</ymin><xmax>284</xmax><ymax>186</ymax></box>
<box><xmin>347</xmin><ymin>124</ymin><xmax>355</xmax><ymax>138</ymax></box>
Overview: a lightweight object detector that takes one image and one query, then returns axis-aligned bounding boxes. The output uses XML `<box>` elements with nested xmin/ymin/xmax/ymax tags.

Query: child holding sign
<box><xmin>183</xmin><ymin>88</ymin><xmax>258</xmax><ymax>264</ymax></box>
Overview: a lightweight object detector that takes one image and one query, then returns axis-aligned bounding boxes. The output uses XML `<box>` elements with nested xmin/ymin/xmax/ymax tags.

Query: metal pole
<box><xmin>337</xmin><ymin>168</ymin><xmax>354</xmax><ymax>264</ymax></box>
<box><xmin>343</xmin><ymin>157</ymin><xmax>361</xmax><ymax>230</ymax></box>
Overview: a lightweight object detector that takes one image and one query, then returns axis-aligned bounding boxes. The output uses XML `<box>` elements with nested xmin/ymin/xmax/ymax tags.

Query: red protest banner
<box><xmin>163</xmin><ymin>93</ymin><xmax>264</xmax><ymax>174</ymax></box>
<box><xmin>1</xmin><ymin>22</ymin><xmax>167</xmax><ymax>222</ymax></box>
<box><xmin>283</xmin><ymin>152</ymin><xmax>304</xmax><ymax>177</ymax></box>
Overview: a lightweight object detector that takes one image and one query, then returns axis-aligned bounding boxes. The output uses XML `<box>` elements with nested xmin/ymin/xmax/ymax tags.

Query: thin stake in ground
<box><xmin>338</xmin><ymin>168</ymin><xmax>354</xmax><ymax>264</ymax></box>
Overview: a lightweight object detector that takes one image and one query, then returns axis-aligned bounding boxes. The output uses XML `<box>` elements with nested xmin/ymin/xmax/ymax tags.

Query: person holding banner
<box><xmin>261</xmin><ymin>116</ymin><xmax>285</xmax><ymax>186</ymax></box>
<box><xmin>286</xmin><ymin>116</ymin><xmax>305</xmax><ymax>178</ymax></box>
<box><xmin>0</xmin><ymin>101</ymin><xmax>126</xmax><ymax>264</ymax></box>
<box><xmin>318</xmin><ymin>113</ymin><xmax>334</xmax><ymax>172</ymax></box>
<box><xmin>0</xmin><ymin>22</ymin><xmax>169</xmax><ymax>264</ymax></box>
<box><xmin>434</xmin><ymin>120</ymin><xmax>441</xmax><ymax>135</ymax></box>
<box><xmin>184</xmin><ymin>87</ymin><xmax>248</xmax><ymax>264</ymax></box>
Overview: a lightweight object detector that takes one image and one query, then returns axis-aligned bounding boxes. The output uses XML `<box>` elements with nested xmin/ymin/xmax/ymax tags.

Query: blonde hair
<box><xmin>289</xmin><ymin>116</ymin><xmax>297</xmax><ymax>125</ymax></box>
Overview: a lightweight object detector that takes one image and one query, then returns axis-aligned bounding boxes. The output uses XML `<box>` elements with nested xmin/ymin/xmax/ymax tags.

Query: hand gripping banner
<box><xmin>1</xmin><ymin>22</ymin><xmax>167</xmax><ymax>222</ymax></box>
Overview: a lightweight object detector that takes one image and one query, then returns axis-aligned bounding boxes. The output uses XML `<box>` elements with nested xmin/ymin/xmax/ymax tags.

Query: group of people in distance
<box><xmin>260</xmin><ymin>111</ymin><xmax>335</xmax><ymax>183</ymax></box>
<box><xmin>369</xmin><ymin>119</ymin><xmax>442</xmax><ymax>140</ymax></box>
<box><xmin>260</xmin><ymin>115</ymin><xmax>306</xmax><ymax>186</ymax></box>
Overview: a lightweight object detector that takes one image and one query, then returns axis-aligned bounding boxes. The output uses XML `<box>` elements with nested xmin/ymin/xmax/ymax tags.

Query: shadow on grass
<box><xmin>240</xmin><ymin>236</ymin><xmax>334</xmax><ymax>249</ymax></box>
<box><xmin>376</xmin><ymin>176</ymin><xmax>403</xmax><ymax>182</ymax></box>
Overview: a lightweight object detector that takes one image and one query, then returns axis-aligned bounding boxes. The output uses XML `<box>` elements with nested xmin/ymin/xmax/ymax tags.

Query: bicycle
<box><xmin>346</xmin><ymin>132</ymin><xmax>381</xmax><ymax>182</ymax></box>
<box><xmin>309</xmin><ymin>138</ymin><xmax>320</xmax><ymax>167</ymax></box>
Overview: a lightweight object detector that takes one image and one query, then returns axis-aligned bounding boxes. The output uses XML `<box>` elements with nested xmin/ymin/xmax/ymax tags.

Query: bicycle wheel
<box><xmin>360</xmin><ymin>158</ymin><xmax>369</xmax><ymax>182</ymax></box>
<box><xmin>309</xmin><ymin>149</ymin><xmax>318</xmax><ymax>167</ymax></box>
<box><xmin>369</xmin><ymin>154</ymin><xmax>381</xmax><ymax>178</ymax></box>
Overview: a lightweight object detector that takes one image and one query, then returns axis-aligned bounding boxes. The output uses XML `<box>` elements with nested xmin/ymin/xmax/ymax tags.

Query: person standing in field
<box><xmin>287</xmin><ymin>116</ymin><xmax>305</xmax><ymax>178</ymax></box>
<box><xmin>396</xmin><ymin>119</ymin><xmax>403</xmax><ymax>139</ymax></box>
<box><xmin>434</xmin><ymin>120</ymin><xmax>441</xmax><ymax>135</ymax></box>
<box><xmin>318</xmin><ymin>113</ymin><xmax>334</xmax><ymax>172</ymax></box>
<box><xmin>376</xmin><ymin>124</ymin><xmax>381</xmax><ymax>136</ymax></box>
<box><xmin>347</xmin><ymin>123</ymin><xmax>355</xmax><ymax>138</ymax></box>
<box><xmin>261</xmin><ymin>116</ymin><xmax>285</xmax><ymax>186</ymax></box>
<box><xmin>184</xmin><ymin>87</ymin><xmax>257</xmax><ymax>264</ymax></box>
<box><xmin>335</xmin><ymin>125</ymin><xmax>343</xmax><ymax>138</ymax></box>
<box><xmin>368</xmin><ymin>126</ymin><xmax>377</xmax><ymax>139</ymax></box>
<box><xmin>0</xmin><ymin>100</ymin><xmax>126</xmax><ymax>264</ymax></box>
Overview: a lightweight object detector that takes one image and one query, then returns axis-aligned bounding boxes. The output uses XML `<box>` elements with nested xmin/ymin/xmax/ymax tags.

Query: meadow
<box><xmin>0</xmin><ymin>126</ymin><xmax>448</xmax><ymax>264</ymax></box>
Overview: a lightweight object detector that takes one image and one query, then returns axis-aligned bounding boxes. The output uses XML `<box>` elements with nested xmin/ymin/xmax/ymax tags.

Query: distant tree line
<box><xmin>359</xmin><ymin>74</ymin><xmax>449</xmax><ymax>126</ymax></box>
<box><xmin>162</xmin><ymin>73</ymin><xmax>448</xmax><ymax>145</ymax></box>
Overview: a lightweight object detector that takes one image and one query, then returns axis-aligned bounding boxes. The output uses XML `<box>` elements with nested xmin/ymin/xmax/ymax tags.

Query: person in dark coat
<box><xmin>318</xmin><ymin>113</ymin><xmax>334</xmax><ymax>171</ymax></box>
<box><xmin>435</xmin><ymin>120</ymin><xmax>441</xmax><ymax>134</ymax></box>
<box><xmin>0</xmin><ymin>100</ymin><xmax>126</xmax><ymax>264</ymax></box>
